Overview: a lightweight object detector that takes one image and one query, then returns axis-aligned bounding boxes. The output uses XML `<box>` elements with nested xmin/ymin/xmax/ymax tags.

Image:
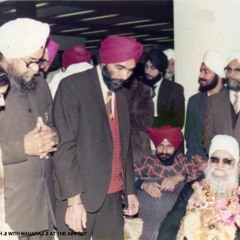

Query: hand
<box><xmin>65</xmin><ymin>195</ymin><xmax>87</xmax><ymax>233</ymax></box>
<box><xmin>142</xmin><ymin>181</ymin><xmax>162</xmax><ymax>198</ymax></box>
<box><xmin>36</xmin><ymin>117</ymin><xmax>58</xmax><ymax>159</ymax></box>
<box><xmin>194</xmin><ymin>155</ymin><xmax>207</xmax><ymax>172</ymax></box>
<box><xmin>123</xmin><ymin>194</ymin><xmax>139</xmax><ymax>216</ymax></box>
<box><xmin>24</xmin><ymin>117</ymin><xmax>58</xmax><ymax>159</ymax></box>
<box><xmin>160</xmin><ymin>175</ymin><xmax>183</xmax><ymax>192</ymax></box>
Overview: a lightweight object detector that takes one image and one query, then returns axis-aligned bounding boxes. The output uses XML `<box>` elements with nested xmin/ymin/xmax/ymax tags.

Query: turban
<box><xmin>99</xmin><ymin>36</ymin><xmax>143</xmax><ymax>64</ymax></box>
<box><xmin>209</xmin><ymin>135</ymin><xmax>239</xmax><ymax>163</ymax></box>
<box><xmin>145</xmin><ymin>50</ymin><xmax>168</xmax><ymax>73</ymax></box>
<box><xmin>203</xmin><ymin>50</ymin><xmax>226</xmax><ymax>78</ymax></box>
<box><xmin>227</xmin><ymin>51</ymin><xmax>240</xmax><ymax>64</ymax></box>
<box><xmin>62</xmin><ymin>44</ymin><xmax>92</xmax><ymax>69</ymax></box>
<box><xmin>46</xmin><ymin>38</ymin><xmax>59</xmax><ymax>67</ymax></box>
<box><xmin>163</xmin><ymin>48</ymin><xmax>175</xmax><ymax>60</ymax></box>
<box><xmin>0</xmin><ymin>18</ymin><xmax>49</xmax><ymax>59</ymax></box>
<box><xmin>147</xmin><ymin>125</ymin><xmax>183</xmax><ymax>150</ymax></box>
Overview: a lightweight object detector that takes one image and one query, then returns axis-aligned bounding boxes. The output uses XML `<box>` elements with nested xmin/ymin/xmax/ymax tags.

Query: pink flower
<box><xmin>214</xmin><ymin>199</ymin><xmax>228</xmax><ymax>208</ymax></box>
<box><xmin>219</xmin><ymin>210</ymin><xmax>235</xmax><ymax>225</ymax></box>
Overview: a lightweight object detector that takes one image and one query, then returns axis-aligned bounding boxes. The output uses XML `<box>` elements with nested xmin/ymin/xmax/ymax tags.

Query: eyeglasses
<box><xmin>210</xmin><ymin>156</ymin><xmax>234</xmax><ymax>166</ymax></box>
<box><xmin>21</xmin><ymin>57</ymin><xmax>49</xmax><ymax>69</ymax></box>
<box><xmin>224</xmin><ymin>67</ymin><xmax>240</xmax><ymax>75</ymax></box>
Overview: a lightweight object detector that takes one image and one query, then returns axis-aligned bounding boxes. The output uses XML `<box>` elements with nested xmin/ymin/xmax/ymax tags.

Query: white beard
<box><xmin>205</xmin><ymin>163</ymin><xmax>239</xmax><ymax>195</ymax></box>
<box><xmin>164</xmin><ymin>69</ymin><xmax>174</xmax><ymax>80</ymax></box>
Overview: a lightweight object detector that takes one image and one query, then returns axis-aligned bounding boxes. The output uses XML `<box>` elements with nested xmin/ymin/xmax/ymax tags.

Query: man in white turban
<box><xmin>0</xmin><ymin>18</ymin><xmax>58</xmax><ymax>239</ymax></box>
<box><xmin>163</xmin><ymin>48</ymin><xmax>175</xmax><ymax>81</ymax></box>
<box><xmin>203</xmin><ymin>51</ymin><xmax>240</xmax><ymax>152</ymax></box>
<box><xmin>185</xmin><ymin>50</ymin><xmax>226</xmax><ymax>161</ymax></box>
<box><xmin>158</xmin><ymin>135</ymin><xmax>240</xmax><ymax>240</ymax></box>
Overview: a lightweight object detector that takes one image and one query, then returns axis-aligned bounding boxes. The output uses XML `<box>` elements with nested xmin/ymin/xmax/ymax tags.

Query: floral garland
<box><xmin>177</xmin><ymin>179</ymin><xmax>240</xmax><ymax>240</ymax></box>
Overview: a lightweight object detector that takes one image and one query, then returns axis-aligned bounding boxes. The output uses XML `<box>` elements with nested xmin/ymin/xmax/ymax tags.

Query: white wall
<box><xmin>174</xmin><ymin>0</ymin><xmax>240</xmax><ymax>101</ymax></box>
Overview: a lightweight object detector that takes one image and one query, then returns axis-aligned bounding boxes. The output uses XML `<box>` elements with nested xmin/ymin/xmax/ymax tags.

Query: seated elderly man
<box><xmin>158</xmin><ymin>134</ymin><xmax>240</xmax><ymax>240</ymax></box>
<box><xmin>134</xmin><ymin>125</ymin><xmax>203</xmax><ymax>240</ymax></box>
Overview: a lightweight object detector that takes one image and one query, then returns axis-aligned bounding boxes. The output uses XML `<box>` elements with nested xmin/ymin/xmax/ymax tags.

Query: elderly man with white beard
<box><xmin>158</xmin><ymin>135</ymin><xmax>240</xmax><ymax>240</ymax></box>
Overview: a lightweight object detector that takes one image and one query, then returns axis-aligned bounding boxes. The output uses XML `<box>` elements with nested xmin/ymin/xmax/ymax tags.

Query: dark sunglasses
<box><xmin>210</xmin><ymin>156</ymin><xmax>234</xmax><ymax>166</ymax></box>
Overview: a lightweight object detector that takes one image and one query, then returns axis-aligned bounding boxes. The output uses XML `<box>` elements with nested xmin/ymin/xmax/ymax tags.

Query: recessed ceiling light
<box><xmin>60</xmin><ymin>28</ymin><xmax>89</xmax><ymax>33</ymax></box>
<box><xmin>85</xmin><ymin>39</ymin><xmax>102</xmax><ymax>43</ymax></box>
<box><xmin>36</xmin><ymin>3</ymin><xmax>50</xmax><ymax>8</ymax></box>
<box><xmin>161</xmin><ymin>28</ymin><xmax>174</xmax><ymax>32</ymax></box>
<box><xmin>143</xmin><ymin>44</ymin><xmax>154</xmax><ymax>47</ymax></box>
<box><xmin>85</xmin><ymin>46</ymin><xmax>98</xmax><ymax>49</ymax></box>
<box><xmin>81</xmin><ymin>14</ymin><xmax>120</xmax><ymax>21</ymax></box>
<box><xmin>54</xmin><ymin>10</ymin><xmax>95</xmax><ymax>18</ymax></box>
<box><xmin>145</xmin><ymin>37</ymin><xmax>169</xmax><ymax>41</ymax></box>
<box><xmin>134</xmin><ymin>23</ymin><xmax>169</xmax><ymax>28</ymax></box>
<box><xmin>81</xmin><ymin>30</ymin><xmax>108</xmax><ymax>35</ymax></box>
<box><xmin>115</xmin><ymin>33</ymin><xmax>135</xmax><ymax>36</ymax></box>
<box><xmin>115</xmin><ymin>19</ymin><xmax>151</xmax><ymax>26</ymax></box>
<box><xmin>3</xmin><ymin>8</ymin><xmax>16</xmax><ymax>14</ymax></box>
<box><xmin>156</xmin><ymin>39</ymin><xmax>174</xmax><ymax>42</ymax></box>
<box><xmin>131</xmin><ymin>34</ymin><xmax>149</xmax><ymax>38</ymax></box>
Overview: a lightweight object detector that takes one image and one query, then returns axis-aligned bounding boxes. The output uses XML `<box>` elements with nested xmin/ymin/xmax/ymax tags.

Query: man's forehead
<box><xmin>211</xmin><ymin>149</ymin><xmax>234</xmax><ymax>159</ymax></box>
<box><xmin>114</xmin><ymin>59</ymin><xmax>136</xmax><ymax>69</ymax></box>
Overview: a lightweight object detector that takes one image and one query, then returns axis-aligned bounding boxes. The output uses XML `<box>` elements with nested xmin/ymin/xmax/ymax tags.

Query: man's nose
<box><xmin>162</xmin><ymin>147</ymin><xmax>167</xmax><ymax>154</ymax></box>
<box><xmin>217</xmin><ymin>160</ymin><xmax>224</xmax><ymax>168</ymax></box>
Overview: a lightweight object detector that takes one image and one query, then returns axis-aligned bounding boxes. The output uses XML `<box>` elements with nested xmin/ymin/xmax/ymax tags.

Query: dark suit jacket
<box><xmin>127</xmin><ymin>79</ymin><xmax>153</xmax><ymax>163</ymax></box>
<box><xmin>53</xmin><ymin>67</ymin><xmax>136</xmax><ymax>213</ymax></box>
<box><xmin>153</xmin><ymin>78</ymin><xmax>185</xmax><ymax>128</ymax></box>
<box><xmin>185</xmin><ymin>92</ymin><xmax>208</xmax><ymax>159</ymax></box>
<box><xmin>0</xmin><ymin>77</ymin><xmax>55</xmax><ymax>232</ymax></box>
<box><xmin>203</xmin><ymin>89</ymin><xmax>240</xmax><ymax>152</ymax></box>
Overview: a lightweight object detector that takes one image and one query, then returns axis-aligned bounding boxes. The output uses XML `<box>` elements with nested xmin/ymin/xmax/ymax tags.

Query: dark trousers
<box><xmin>56</xmin><ymin>192</ymin><xmax>124</xmax><ymax>240</ymax></box>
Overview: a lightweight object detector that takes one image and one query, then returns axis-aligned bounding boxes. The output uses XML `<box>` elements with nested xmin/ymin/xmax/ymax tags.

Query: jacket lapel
<box><xmin>88</xmin><ymin>68</ymin><xmax>109</xmax><ymax>125</ymax></box>
<box><xmin>220</xmin><ymin>91</ymin><xmax>233</xmax><ymax>135</ymax></box>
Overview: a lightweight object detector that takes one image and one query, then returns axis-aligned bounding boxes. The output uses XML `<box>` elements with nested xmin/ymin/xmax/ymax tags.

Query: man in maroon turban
<box><xmin>53</xmin><ymin>35</ymin><xmax>143</xmax><ymax>239</ymax></box>
<box><xmin>134</xmin><ymin>125</ymin><xmax>203</xmax><ymax>240</ymax></box>
<box><xmin>49</xmin><ymin>44</ymin><xmax>93</xmax><ymax>97</ymax></box>
<box><xmin>61</xmin><ymin>44</ymin><xmax>91</xmax><ymax>70</ymax></box>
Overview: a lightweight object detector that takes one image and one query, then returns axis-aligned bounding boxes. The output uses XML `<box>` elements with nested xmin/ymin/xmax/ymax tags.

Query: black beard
<box><xmin>102</xmin><ymin>65</ymin><xmax>126</xmax><ymax>92</ymax></box>
<box><xmin>142</xmin><ymin>73</ymin><xmax>162</xmax><ymax>88</ymax></box>
<box><xmin>198</xmin><ymin>74</ymin><xmax>218</xmax><ymax>92</ymax></box>
<box><xmin>7</xmin><ymin>65</ymin><xmax>38</xmax><ymax>96</ymax></box>
<box><xmin>156</xmin><ymin>153</ymin><xmax>172</xmax><ymax>161</ymax></box>
<box><xmin>226</xmin><ymin>77</ymin><xmax>240</xmax><ymax>92</ymax></box>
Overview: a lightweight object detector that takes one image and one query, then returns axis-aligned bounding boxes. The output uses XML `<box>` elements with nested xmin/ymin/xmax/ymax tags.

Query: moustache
<box><xmin>210</xmin><ymin>166</ymin><xmax>231</xmax><ymax>175</ymax></box>
<box><xmin>198</xmin><ymin>78</ymin><xmax>207</xmax><ymax>83</ymax></box>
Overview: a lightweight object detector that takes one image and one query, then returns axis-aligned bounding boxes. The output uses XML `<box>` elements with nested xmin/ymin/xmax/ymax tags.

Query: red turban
<box><xmin>99</xmin><ymin>36</ymin><xmax>143</xmax><ymax>64</ymax></box>
<box><xmin>61</xmin><ymin>44</ymin><xmax>92</xmax><ymax>69</ymax></box>
<box><xmin>46</xmin><ymin>38</ymin><xmax>59</xmax><ymax>67</ymax></box>
<box><xmin>148</xmin><ymin>125</ymin><xmax>183</xmax><ymax>150</ymax></box>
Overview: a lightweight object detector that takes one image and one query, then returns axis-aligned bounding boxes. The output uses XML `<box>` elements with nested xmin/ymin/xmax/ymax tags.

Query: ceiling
<box><xmin>0</xmin><ymin>0</ymin><xmax>174</xmax><ymax>51</ymax></box>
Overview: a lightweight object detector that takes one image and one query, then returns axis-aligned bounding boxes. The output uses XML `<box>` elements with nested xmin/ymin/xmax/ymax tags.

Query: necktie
<box><xmin>233</xmin><ymin>92</ymin><xmax>239</xmax><ymax>114</ymax></box>
<box><xmin>106</xmin><ymin>91</ymin><xmax>113</xmax><ymax>119</ymax></box>
<box><xmin>152</xmin><ymin>85</ymin><xmax>157</xmax><ymax>98</ymax></box>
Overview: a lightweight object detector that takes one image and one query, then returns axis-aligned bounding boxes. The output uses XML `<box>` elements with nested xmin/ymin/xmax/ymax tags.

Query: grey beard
<box><xmin>165</xmin><ymin>69</ymin><xmax>174</xmax><ymax>80</ymax></box>
<box><xmin>7</xmin><ymin>69</ymin><xmax>38</xmax><ymax>96</ymax></box>
<box><xmin>226</xmin><ymin>77</ymin><xmax>240</xmax><ymax>92</ymax></box>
